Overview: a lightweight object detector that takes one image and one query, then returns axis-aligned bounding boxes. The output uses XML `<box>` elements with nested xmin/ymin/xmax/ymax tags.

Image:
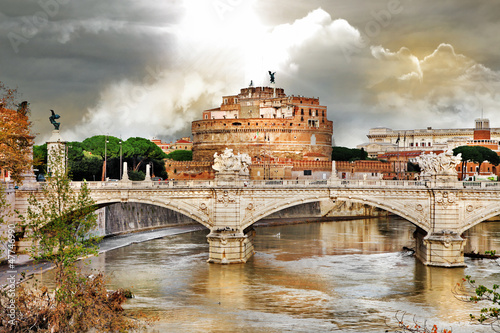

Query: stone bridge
<box><xmin>12</xmin><ymin>178</ymin><xmax>500</xmax><ymax>267</ymax></box>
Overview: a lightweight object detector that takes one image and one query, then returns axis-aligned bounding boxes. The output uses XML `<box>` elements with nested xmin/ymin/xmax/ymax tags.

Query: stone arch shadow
<box><xmin>93</xmin><ymin>199</ymin><xmax>212</xmax><ymax>236</ymax></box>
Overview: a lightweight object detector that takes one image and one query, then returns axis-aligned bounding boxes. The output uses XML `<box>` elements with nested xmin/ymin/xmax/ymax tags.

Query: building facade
<box><xmin>152</xmin><ymin>137</ymin><xmax>193</xmax><ymax>155</ymax></box>
<box><xmin>358</xmin><ymin>121</ymin><xmax>500</xmax><ymax>158</ymax></box>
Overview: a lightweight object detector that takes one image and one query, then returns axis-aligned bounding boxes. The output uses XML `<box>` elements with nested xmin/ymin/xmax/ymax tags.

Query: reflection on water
<box><xmin>37</xmin><ymin>217</ymin><xmax>499</xmax><ymax>332</ymax></box>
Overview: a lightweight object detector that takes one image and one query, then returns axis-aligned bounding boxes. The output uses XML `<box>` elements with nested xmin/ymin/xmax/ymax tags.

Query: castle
<box><xmin>192</xmin><ymin>85</ymin><xmax>333</xmax><ymax>161</ymax></box>
<box><xmin>166</xmin><ymin>83</ymin><xmax>335</xmax><ymax>180</ymax></box>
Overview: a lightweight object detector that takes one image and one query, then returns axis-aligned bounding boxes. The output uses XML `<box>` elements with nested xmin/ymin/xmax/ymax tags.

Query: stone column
<box><xmin>46</xmin><ymin>130</ymin><xmax>66</xmax><ymax>177</ymax></box>
<box><xmin>120</xmin><ymin>162</ymin><xmax>130</xmax><ymax>182</ymax></box>
<box><xmin>145</xmin><ymin>163</ymin><xmax>151</xmax><ymax>181</ymax></box>
<box><xmin>328</xmin><ymin>160</ymin><xmax>340</xmax><ymax>185</ymax></box>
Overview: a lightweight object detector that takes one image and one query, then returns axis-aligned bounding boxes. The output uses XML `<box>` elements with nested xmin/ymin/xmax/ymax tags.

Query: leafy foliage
<box><xmin>454</xmin><ymin>275</ymin><xmax>500</xmax><ymax>332</ymax></box>
<box><xmin>0</xmin><ymin>83</ymin><xmax>34</xmax><ymax>184</ymax></box>
<box><xmin>21</xmin><ymin>157</ymin><xmax>100</xmax><ymax>284</ymax></box>
<box><xmin>331</xmin><ymin>146</ymin><xmax>368</xmax><ymax>161</ymax></box>
<box><xmin>128</xmin><ymin>170</ymin><xmax>146</xmax><ymax>181</ymax></box>
<box><xmin>4</xmin><ymin>157</ymin><xmax>140</xmax><ymax>331</ymax></box>
<box><xmin>36</xmin><ymin>135</ymin><xmax>169</xmax><ymax>181</ymax></box>
<box><xmin>33</xmin><ymin>143</ymin><xmax>47</xmax><ymax>176</ymax></box>
<box><xmin>166</xmin><ymin>150</ymin><xmax>193</xmax><ymax>161</ymax></box>
<box><xmin>0</xmin><ymin>273</ymin><xmax>137</xmax><ymax>332</ymax></box>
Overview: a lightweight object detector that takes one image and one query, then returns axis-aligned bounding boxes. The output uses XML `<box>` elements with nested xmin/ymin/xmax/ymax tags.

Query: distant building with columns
<box><xmin>359</xmin><ymin>119</ymin><xmax>500</xmax><ymax>180</ymax></box>
<box><xmin>357</xmin><ymin>119</ymin><xmax>500</xmax><ymax>159</ymax></box>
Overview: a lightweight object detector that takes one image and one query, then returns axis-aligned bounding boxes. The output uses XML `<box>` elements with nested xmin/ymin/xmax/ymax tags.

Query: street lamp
<box><xmin>119</xmin><ymin>140</ymin><xmax>122</xmax><ymax>180</ymax></box>
<box><xmin>104</xmin><ymin>135</ymin><xmax>109</xmax><ymax>181</ymax></box>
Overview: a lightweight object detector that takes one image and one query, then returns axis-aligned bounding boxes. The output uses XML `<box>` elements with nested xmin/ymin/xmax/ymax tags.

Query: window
<box><xmin>308</xmin><ymin>119</ymin><xmax>319</xmax><ymax>127</ymax></box>
<box><xmin>301</xmin><ymin>109</ymin><xmax>304</xmax><ymax>115</ymax></box>
<box><xmin>224</xmin><ymin>98</ymin><xmax>228</xmax><ymax>104</ymax></box>
<box><xmin>309</xmin><ymin>109</ymin><xmax>311</xmax><ymax>116</ymax></box>
<box><xmin>304</xmin><ymin>170</ymin><xmax>312</xmax><ymax>176</ymax></box>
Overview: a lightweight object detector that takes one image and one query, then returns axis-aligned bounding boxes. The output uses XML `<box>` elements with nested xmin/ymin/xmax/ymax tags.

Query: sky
<box><xmin>1</xmin><ymin>0</ymin><xmax>500</xmax><ymax>147</ymax></box>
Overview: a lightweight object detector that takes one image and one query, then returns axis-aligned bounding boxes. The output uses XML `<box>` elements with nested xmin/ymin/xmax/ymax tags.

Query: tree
<box><xmin>453</xmin><ymin>146</ymin><xmax>500</xmax><ymax>179</ymax></box>
<box><xmin>79</xmin><ymin>136</ymin><xmax>168</xmax><ymax>180</ymax></box>
<box><xmin>166</xmin><ymin>150</ymin><xmax>193</xmax><ymax>161</ymax></box>
<box><xmin>331</xmin><ymin>146</ymin><xmax>368</xmax><ymax>161</ymax></box>
<box><xmin>124</xmin><ymin>137</ymin><xmax>167</xmax><ymax>170</ymax></box>
<box><xmin>0</xmin><ymin>83</ymin><xmax>34</xmax><ymax>184</ymax></box>
<box><xmin>22</xmin><ymin>158</ymin><xmax>100</xmax><ymax>285</ymax></box>
<box><xmin>7</xmin><ymin>157</ymin><xmax>138</xmax><ymax>331</ymax></box>
<box><xmin>0</xmin><ymin>83</ymin><xmax>33</xmax><ymax>264</ymax></box>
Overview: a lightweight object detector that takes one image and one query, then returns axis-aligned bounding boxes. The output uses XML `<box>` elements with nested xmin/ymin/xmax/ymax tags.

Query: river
<box><xmin>39</xmin><ymin>216</ymin><xmax>499</xmax><ymax>332</ymax></box>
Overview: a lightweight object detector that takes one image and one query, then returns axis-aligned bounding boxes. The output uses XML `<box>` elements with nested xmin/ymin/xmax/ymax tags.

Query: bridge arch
<box><xmin>241</xmin><ymin>194</ymin><xmax>431</xmax><ymax>233</ymax></box>
<box><xmin>93</xmin><ymin>198</ymin><xmax>213</xmax><ymax>230</ymax></box>
<box><xmin>340</xmin><ymin>196</ymin><xmax>430</xmax><ymax>233</ymax></box>
<box><xmin>458</xmin><ymin>203</ymin><xmax>500</xmax><ymax>234</ymax></box>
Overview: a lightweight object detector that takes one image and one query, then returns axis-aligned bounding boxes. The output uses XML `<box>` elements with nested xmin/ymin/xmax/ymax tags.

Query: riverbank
<box><xmin>0</xmin><ymin>224</ymin><xmax>207</xmax><ymax>288</ymax></box>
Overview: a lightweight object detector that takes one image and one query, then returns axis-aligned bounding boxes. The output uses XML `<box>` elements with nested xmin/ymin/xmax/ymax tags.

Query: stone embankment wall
<box><xmin>100</xmin><ymin>200</ymin><xmax>388</xmax><ymax>237</ymax></box>
<box><xmin>101</xmin><ymin>203</ymin><xmax>198</xmax><ymax>236</ymax></box>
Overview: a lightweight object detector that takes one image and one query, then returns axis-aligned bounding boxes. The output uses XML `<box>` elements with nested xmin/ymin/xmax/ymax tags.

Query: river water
<box><xmin>40</xmin><ymin>216</ymin><xmax>499</xmax><ymax>332</ymax></box>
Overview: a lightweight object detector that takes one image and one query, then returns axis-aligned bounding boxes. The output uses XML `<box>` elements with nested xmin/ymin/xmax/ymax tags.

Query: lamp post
<box><xmin>104</xmin><ymin>135</ymin><xmax>109</xmax><ymax>181</ymax></box>
<box><xmin>119</xmin><ymin>140</ymin><xmax>122</xmax><ymax>180</ymax></box>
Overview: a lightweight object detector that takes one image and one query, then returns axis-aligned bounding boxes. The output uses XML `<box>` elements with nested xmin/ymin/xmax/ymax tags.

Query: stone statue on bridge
<box><xmin>213</xmin><ymin>148</ymin><xmax>251</xmax><ymax>176</ymax></box>
<box><xmin>416</xmin><ymin>150</ymin><xmax>461</xmax><ymax>179</ymax></box>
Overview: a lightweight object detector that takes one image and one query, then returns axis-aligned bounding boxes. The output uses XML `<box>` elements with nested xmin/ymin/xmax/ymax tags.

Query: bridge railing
<box><xmin>68</xmin><ymin>179</ymin><xmax>500</xmax><ymax>190</ymax></box>
<box><xmin>463</xmin><ymin>181</ymin><xmax>500</xmax><ymax>188</ymax></box>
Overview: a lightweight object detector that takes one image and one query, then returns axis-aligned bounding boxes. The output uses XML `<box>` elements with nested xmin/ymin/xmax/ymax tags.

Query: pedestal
<box><xmin>215</xmin><ymin>171</ymin><xmax>241</xmax><ymax>186</ymax></box>
<box><xmin>207</xmin><ymin>228</ymin><xmax>255</xmax><ymax>264</ymax></box>
<box><xmin>46</xmin><ymin>130</ymin><xmax>67</xmax><ymax>176</ymax></box>
<box><xmin>414</xmin><ymin>228</ymin><xmax>467</xmax><ymax>267</ymax></box>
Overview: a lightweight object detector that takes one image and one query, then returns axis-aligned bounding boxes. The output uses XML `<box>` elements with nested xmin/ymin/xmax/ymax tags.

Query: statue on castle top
<box><xmin>213</xmin><ymin>148</ymin><xmax>251</xmax><ymax>176</ymax></box>
<box><xmin>268</xmin><ymin>71</ymin><xmax>276</xmax><ymax>84</ymax></box>
<box><xmin>49</xmin><ymin>109</ymin><xmax>61</xmax><ymax>130</ymax></box>
<box><xmin>416</xmin><ymin>150</ymin><xmax>461</xmax><ymax>177</ymax></box>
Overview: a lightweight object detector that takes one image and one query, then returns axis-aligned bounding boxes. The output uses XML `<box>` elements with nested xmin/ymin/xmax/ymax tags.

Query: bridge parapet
<box><xmin>9</xmin><ymin>177</ymin><xmax>500</xmax><ymax>267</ymax></box>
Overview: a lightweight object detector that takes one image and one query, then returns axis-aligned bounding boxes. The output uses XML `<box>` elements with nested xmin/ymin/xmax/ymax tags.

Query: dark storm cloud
<box><xmin>0</xmin><ymin>0</ymin><xmax>180</xmax><ymax>140</ymax></box>
<box><xmin>1</xmin><ymin>0</ymin><xmax>500</xmax><ymax>146</ymax></box>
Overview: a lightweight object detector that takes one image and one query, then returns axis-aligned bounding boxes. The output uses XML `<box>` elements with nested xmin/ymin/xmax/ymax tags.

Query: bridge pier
<box><xmin>206</xmin><ymin>228</ymin><xmax>255</xmax><ymax>264</ymax></box>
<box><xmin>414</xmin><ymin>228</ymin><xmax>467</xmax><ymax>267</ymax></box>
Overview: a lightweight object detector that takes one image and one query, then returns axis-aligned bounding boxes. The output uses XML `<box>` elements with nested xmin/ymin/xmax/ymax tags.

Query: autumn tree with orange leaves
<box><xmin>0</xmin><ymin>82</ymin><xmax>34</xmax><ymax>184</ymax></box>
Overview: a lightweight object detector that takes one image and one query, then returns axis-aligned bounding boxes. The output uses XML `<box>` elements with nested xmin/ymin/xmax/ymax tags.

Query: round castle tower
<box><xmin>191</xmin><ymin>86</ymin><xmax>333</xmax><ymax>162</ymax></box>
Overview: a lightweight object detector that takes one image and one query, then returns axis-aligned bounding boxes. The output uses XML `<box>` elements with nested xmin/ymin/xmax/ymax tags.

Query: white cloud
<box><xmin>68</xmin><ymin>4</ymin><xmax>500</xmax><ymax>148</ymax></box>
